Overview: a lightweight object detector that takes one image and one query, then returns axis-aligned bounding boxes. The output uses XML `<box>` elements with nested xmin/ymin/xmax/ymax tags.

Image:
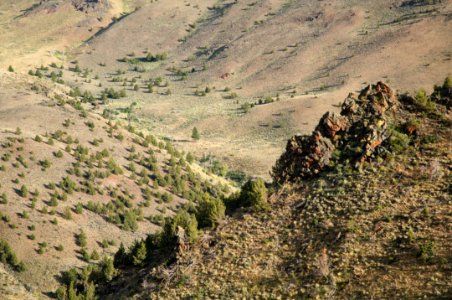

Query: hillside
<box><xmin>88</xmin><ymin>81</ymin><xmax>450</xmax><ymax>299</ymax></box>
<box><xmin>71</xmin><ymin>0</ymin><xmax>452</xmax><ymax>176</ymax></box>
<box><xmin>0</xmin><ymin>71</ymin><xmax>234</xmax><ymax>297</ymax></box>
<box><xmin>0</xmin><ymin>0</ymin><xmax>451</xmax><ymax>299</ymax></box>
<box><xmin>2</xmin><ymin>0</ymin><xmax>450</xmax><ymax>177</ymax></box>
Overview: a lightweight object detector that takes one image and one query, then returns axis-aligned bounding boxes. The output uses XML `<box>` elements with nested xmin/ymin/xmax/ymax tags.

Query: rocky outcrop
<box><xmin>71</xmin><ymin>0</ymin><xmax>110</xmax><ymax>13</ymax></box>
<box><xmin>22</xmin><ymin>0</ymin><xmax>110</xmax><ymax>17</ymax></box>
<box><xmin>272</xmin><ymin>82</ymin><xmax>397</xmax><ymax>183</ymax></box>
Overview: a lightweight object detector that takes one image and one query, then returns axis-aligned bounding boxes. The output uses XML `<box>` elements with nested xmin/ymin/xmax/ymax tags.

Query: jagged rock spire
<box><xmin>272</xmin><ymin>82</ymin><xmax>397</xmax><ymax>184</ymax></box>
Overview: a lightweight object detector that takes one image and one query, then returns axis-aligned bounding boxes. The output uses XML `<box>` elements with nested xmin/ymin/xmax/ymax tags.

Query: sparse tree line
<box><xmin>54</xmin><ymin>176</ymin><xmax>268</xmax><ymax>299</ymax></box>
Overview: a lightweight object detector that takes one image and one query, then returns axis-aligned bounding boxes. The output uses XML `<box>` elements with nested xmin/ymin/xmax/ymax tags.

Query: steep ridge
<box><xmin>98</xmin><ymin>80</ymin><xmax>451</xmax><ymax>299</ymax></box>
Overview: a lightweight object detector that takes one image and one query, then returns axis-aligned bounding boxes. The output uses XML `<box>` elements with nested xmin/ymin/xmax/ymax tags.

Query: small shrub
<box><xmin>418</xmin><ymin>240</ymin><xmax>436</xmax><ymax>263</ymax></box>
<box><xmin>443</xmin><ymin>76</ymin><xmax>452</xmax><ymax>89</ymax></box>
<box><xmin>81</xmin><ymin>248</ymin><xmax>91</xmax><ymax>262</ymax></box>
<box><xmin>131</xmin><ymin>241</ymin><xmax>147</xmax><ymax>266</ymax></box>
<box><xmin>75</xmin><ymin>203</ymin><xmax>83</xmax><ymax>214</ymax></box>
<box><xmin>241</xmin><ymin>102</ymin><xmax>255</xmax><ymax>113</ymax></box>
<box><xmin>388</xmin><ymin>130</ymin><xmax>410</xmax><ymax>153</ymax></box>
<box><xmin>63</xmin><ymin>207</ymin><xmax>72</xmax><ymax>220</ymax></box>
<box><xmin>229</xmin><ymin>178</ymin><xmax>268</xmax><ymax>211</ymax></box>
<box><xmin>19</xmin><ymin>185</ymin><xmax>28</xmax><ymax>198</ymax></box>
<box><xmin>0</xmin><ymin>193</ymin><xmax>8</xmax><ymax>204</ymax></box>
<box><xmin>91</xmin><ymin>250</ymin><xmax>100</xmax><ymax>260</ymax></box>
<box><xmin>76</xmin><ymin>229</ymin><xmax>87</xmax><ymax>247</ymax></box>
<box><xmin>37</xmin><ymin>242</ymin><xmax>47</xmax><ymax>254</ymax></box>
<box><xmin>54</xmin><ymin>150</ymin><xmax>64</xmax><ymax>158</ymax></box>
<box><xmin>0</xmin><ymin>239</ymin><xmax>26</xmax><ymax>272</ymax></box>
<box><xmin>191</xmin><ymin>127</ymin><xmax>200</xmax><ymax>140</ymax></box>
<box><xmin>414</xmin><ymin>89</ymin><xmax>436</xmax><ymax>112</ymax></box>
<box><xmin>161</xmin><ymin>210</ymin><xmax>198</xmax><ymax>246</ymax></box>
<box><xmin>196</xmin><ymin>195</ymin><xmax>225</xmax><ymax>228</ymax></box>
<box><xmin>40</xmin><ymin>159</ymin><xmax>52</xmax><ymax>170</ymax></box>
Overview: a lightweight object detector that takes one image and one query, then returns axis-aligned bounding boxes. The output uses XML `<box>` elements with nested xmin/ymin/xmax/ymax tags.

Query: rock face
<box><xmin>71</xmin><ymin>0</ymin><xmax>110</xmax><ymax>12</ymax></box>
<box><xmin>272</xmin><ymin>82</ymin><xmax>397</xmax><ymax>183</ymax></box>
<box><xmin>27</xmin><ymin>0</ymin><xmax>109</xmax><ymax>16</ymax></box>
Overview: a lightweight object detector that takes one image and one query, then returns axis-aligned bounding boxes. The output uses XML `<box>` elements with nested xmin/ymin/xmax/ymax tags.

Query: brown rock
<box><xmin>272</xmin><ymin>82</ymin><xmax>397</xmax><ymax>184</ymax></box>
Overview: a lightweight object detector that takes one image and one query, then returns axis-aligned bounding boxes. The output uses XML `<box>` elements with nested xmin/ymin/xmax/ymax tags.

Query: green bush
<box><xmin>75</xmin><ymin>203</ymin><xmax>83</xmax><ymax>214</ymax></box>
<box><xmin>122</xmin><ymin>210</ymin><xmax>138</xmax><ymax>232</ymax></box>
<box><xmin>241</xmin><ymin>102</ymin><xmax>252</xmax><ymax>113</ymax></box>
<box><xmin>40</xmin><ymin>159</ymin><xmax>52</xmax><ymax>170</ymax></box>
<box><xmin>196</xmin><ymin>195</ymin><xmax>225</xmax><ymax>228</ymax></box>
<box><xmin>131</xmin><ymin>240</ymin><xmax>147</xmax><ymax>266</ymax></box>
<box><xmin>388</xmin><ymin>130</ymin><xmax>410</xmax><ymax>153</ymax></box>
<box><xmin>76</xmin><ymin>229</ymin><xmax>87</xmax><ymax>247</ymax></box>
<box><xmin>37</xmin><ymin>242</ymin><xmax>47</xmax><ymax>254</ymax></box>
<box><xmin>161</xmin><ymin>210</ymin><xmax>198</xmax><ymax>246</ymax></box>
<box><xmin>191</xmin><ymin>127</ymin><xmax>200</xmax><ymax>140</ymax></box>
<box><xmin>0</xmin><ymin>239</ymin><xmax>26</xmax><ymax>272</ymax></box>
<box><xmin>54</xmin><ymin>150</ymin><xmax>64</xmax><ymax>158</ymax></box>
<box><xmin>91</xmin><ymin>250</ymin><xmax>100</xmax><ymax>260</ymax></box>
<box><xmin>414</xmin><ymin>89</ymin><xmax>436</xmax><ymax>112</ymax></box>
<box><xmin>233</xmin><ymin>178</ymin><xmax>268</xmax><ymax>211</ymax></box>
<box><xmin>63</xmin><ymin>207</ymin><xmax>72</xmax><ymax>220</ymax></box>
<box><xmin>418</xmin><ymin>240</ymin><xmax>436</xmax><ymax>263</ymax></box>
<box><xmin>443</xmin><ymin>76</ymin><xmax>452</xmax><ymax>89</ymax></box>
<box><xmin>19</xmin><ymin>185</ymin><xmax>28</xmax><ymax>198</ymax></box>
<box><xmin>0</xmin><ymin>193</ymin><xmax>8</xmax><ymax>204</ymax></box>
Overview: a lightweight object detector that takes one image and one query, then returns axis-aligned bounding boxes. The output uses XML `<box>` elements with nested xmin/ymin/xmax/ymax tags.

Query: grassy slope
<box><xmin>0</xmin><ymin>71</ymin><xmax>232</xmax><ymax>297</ymax></box>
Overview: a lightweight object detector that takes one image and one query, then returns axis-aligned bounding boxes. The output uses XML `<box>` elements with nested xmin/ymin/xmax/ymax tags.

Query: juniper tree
<box><xmin>191</xmin><ymin>127</ymin><xmax>200</xmax><ymax>140</ymax></box>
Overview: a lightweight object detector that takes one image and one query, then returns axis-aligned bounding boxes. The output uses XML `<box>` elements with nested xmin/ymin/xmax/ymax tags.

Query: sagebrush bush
<box><xmin>443</xmin><ymin>76</ymin><xmax>452</xmax><ymax>89</ymax></box>
<box><xmin>76</xmin><ymin>229</ymin><xmax>87</xmax><ymax>247</ymax></box>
